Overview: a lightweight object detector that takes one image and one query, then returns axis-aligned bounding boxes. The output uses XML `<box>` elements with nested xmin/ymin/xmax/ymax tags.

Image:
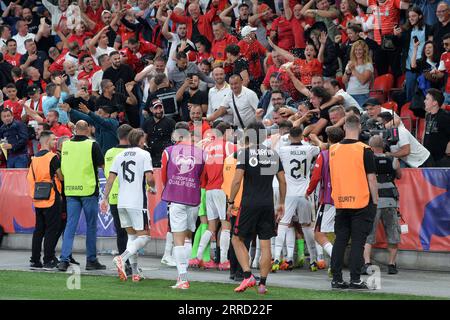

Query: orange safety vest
<box><xmin>329</xmin><ymin>142</ymin><xmax>370</xmax><ymax>209</ymax></box>
<box><xmin>27</xmin><ymin>151</ymin><xmax>62</xmax><ymax>208</ymax></box>
<box><xmin>221</xmin><ymin>154</ymin><xmax>243</xmax><ymax>216</ymax></box>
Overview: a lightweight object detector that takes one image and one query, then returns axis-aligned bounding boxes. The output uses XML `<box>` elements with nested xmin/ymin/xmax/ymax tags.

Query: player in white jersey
<box><xmin>273</xmin><ymin>126</ymin><xmax>321</xmax><ymax>272</ymax></box>
<box><xmin>101</xmin><ymin>129</ymin><xmax>157</xmax><ymax>282</ymax></box>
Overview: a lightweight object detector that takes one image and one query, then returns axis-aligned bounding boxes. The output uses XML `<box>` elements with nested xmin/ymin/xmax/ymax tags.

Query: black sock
<box><xmin>259</xmin><ymin>277</ymin><xmax>267</xmax><ymax>286</ymax></box>
<box><xmin>243</xmin><ymin>271</ymin><xmax>252</xmax><ymax>279</ymax></box>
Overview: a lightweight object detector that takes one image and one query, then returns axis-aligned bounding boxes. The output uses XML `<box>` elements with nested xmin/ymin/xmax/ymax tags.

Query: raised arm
<box><xmin>300</xmin><ymin>0</ymin><xmax>315</xmax><ymax>18</ymax></box>
<box><xmin>267</xmin><ymin>37</ymin><xmax>296</xmax><ymax>62</ymax></box>
<box><xmin>161</xmin><ymin>9</ymin><xmax>173</xmax><ymax>40</ymax></box>
<box><xmin>284</xmin><ymin>0</ymin><xmax>293</xmax><ymax>20</ymax></box>
<box><xmin>219</xmin><ymin>2</ymin><xmax>237</xmax><ymax>26</ymax></box>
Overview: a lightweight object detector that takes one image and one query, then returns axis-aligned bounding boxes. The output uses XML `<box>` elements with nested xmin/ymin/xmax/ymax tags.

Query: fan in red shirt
<box><xmin>77</xmin><ymin>54</ymin><xmax>101</xmax><ymax>92</ymax></box>
<box><xmin>283</xmin><ymin>1</ymin><xmax>314</xmax><ymax>50</ymax></box>
<box><xmin>3</xmin><ymin>84</ymin><xmax>25</xmax><ymax>121</ymax></box>
<box><xmin>270</xmin><ymin>4</ymin><xmax>295</xmax><ymax>51</ymax></box>
<box><xmin>238</xmin><ymin>26</ymin><xmax>267</xmax><ymax>84</ymax></box>
<box><xmin>81</xmin><ymin>0</ymin><xmax>104</xmax><ymax>23</ymax></box>
<box><xmin>45</xmin><ymin>110</ymin><xmax>73</xmax><ymax>138</ymax></box>
<box><xmin>338</xmin><ymin>0</ymin><xmax>356</xmax><ymax>44</ymax></box>
<box><xmin>123</xmin><ymin>38</ymin><xmax>163</xmax><ymax>73</ymax></box>
<box><xmin>169</xmin><ymin>1</ymin><xmax>218</xmax><ymax>43</ymax></box>
<box><xmin>67</xmin><ymin>23</ymin><xmax>93</xmax><ymax>48</ymax></box>
<box><xmin>188</xmin><ymin>104</ymin><xmax>211</xmax><ymax>143</ymax></box>
<box><xmin>4</xmin><ymin>39</ymin><xmax>21</xmax><ymax>67</ymax></box>
<box><xmin>194</xmin><ymin>36</ymin><xmax>212</xmax><ymax>64</ymax></box>
<box><xmin>211</xmin><ymin>21</ymin><xmax>238</xmax><ymax>63</ymax></box>
<box><xmin>262</xmin><ymin>51</ymin><xmax>299</xmax><ymax>98</ymax></box>
<box><xmin>268</xmin><ymin>37</ymin><xmax>324</xmax><ymax>87</ymax></box>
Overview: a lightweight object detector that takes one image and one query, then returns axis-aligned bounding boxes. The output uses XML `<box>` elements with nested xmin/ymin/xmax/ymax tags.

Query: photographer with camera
<box><xmin>378</xmin><ymin>111</ymin><xmax>434</xmax><ymax>168</ymax></box>
<box><xmin>363</xmin><ymin>135</ymin><xmax>402</xmax><ymax>275</ymax></box>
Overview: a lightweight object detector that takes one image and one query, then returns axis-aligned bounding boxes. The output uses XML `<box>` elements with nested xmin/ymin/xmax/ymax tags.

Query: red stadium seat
<box><xmin>395</xmin><ymin>74</ymin><xmax>406</xmax><ymax>89</ymax></box>
<box><xmin>382</xmin><ymin>101</ymin><xmax>398</xmax><ymax>113</ymax></box>
<box><xmin>444</xmin><ymin>104</ymin><xmax>450</xmax><ymax>112</ymax></box>
<box><xmin>336</xmin><ymin>76</ymin><xmax>345</xmax><ymax>89</ymax></box>
<box><xmin>400</xmin><ymin>102</ymin><xmax>417</xmax><ymax>133</ymax></box>
<box><xmin>370</xmin><ymin>74</ymin><xmax>394</xmax><ymax>103</ymax></box>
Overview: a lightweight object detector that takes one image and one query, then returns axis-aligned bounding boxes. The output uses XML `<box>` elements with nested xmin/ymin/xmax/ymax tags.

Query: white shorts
<box><xmin>169</xmin><ymin>203</ymin><xmax>199</xmax><ymax>233</ymax></box>
<box><xmin>282</xmin><ymin>196</ymin><xmax>313</xmax><ymax>225</ymax></box>
<box><xmin>206</xmin><ymin>189</ymin><xmax>227</xmax><ymax>221</ymax></box>
<box><xmin>314</xmin><ymin>204</ymin><xmax>336</xmax><ymax>233</ymax></box>
<box><xmin>118</xmin><ymin>208</ymin><xmax>148</xmax><ymax>231</ymax></box>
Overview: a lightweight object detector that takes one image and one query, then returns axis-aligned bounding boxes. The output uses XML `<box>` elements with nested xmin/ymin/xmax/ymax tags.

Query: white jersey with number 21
<box><xmin>278</xmin><ymin>143</ymin><xmax>320</xmax><ymax>196</ymax></box>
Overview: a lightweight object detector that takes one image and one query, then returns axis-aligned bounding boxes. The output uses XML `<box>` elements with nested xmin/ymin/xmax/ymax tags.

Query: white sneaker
<box><xmin>161</xmin><ymin>255</ymin><xmax>176</xmax><ymax>267</ymax></box>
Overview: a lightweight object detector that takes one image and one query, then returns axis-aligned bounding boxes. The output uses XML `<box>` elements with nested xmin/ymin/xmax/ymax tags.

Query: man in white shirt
<box><xmin>0</xmin><ymin>25</ymin><xmax>11</xmax><ymax>51</ymax></box>
<box><xmin>88</xmin><ymin>27</ymin><xmax>115</xmax><ymax>65</ymax></box>
<box><xmin>323</xmin><ymin>78</ymin><xmax>362</xmax><ymax>112</ymax></box>
<box><xmin>63</xmin><ymin>60</ymin><xmax>79</xmax><ymax>95</ymax></box>
<box><xmin>42</xmin><ymin>0</ymin><xmax>69</xmax><ymax>35</ymax></box>
<box><xmin>12</xmin><ymin>20</ymin><xmax>35</xmax><ymax>55</ymax></box>
<box><xmin>160</xmin><ymin>9</ymin><xmax>193</xmax><ymax>71</ymax></box>
<box><xmin>91</xmin><ymin>54</ymin><xmax>111</xmax><ymax>97</ymax></box>
<box><xmin>207</xmin><ymin>67</ymin><xmax>233</xmax><ymax>124</ymax></box>
<box><xmin>378</xmin><ymin>112</ymin><xmax>433</xmax><ymax>168</ymax></box>
<box><xmin>362</xmin><ymin>98</ymin><xmax>402</xmax><ymax>127</ymax></box>
<box><xmin>101</xmin><ymin>128</ymin><xmax>156</xmax><ymax>282</ymax></box>
<box><xmin>207</xmin><ymin>74</ymin><xmax>258</xmax><ymax>129</ymax></box>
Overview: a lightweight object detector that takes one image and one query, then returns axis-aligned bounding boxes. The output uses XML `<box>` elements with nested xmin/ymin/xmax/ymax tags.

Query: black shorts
<box><xmin>233</xmin><ymin>205</ymin><xmax>276</xmax><ymax>240</ymax></box>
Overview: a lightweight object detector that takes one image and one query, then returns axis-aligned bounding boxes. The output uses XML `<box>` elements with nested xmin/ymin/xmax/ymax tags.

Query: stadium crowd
<box><xmin>0</xmin><ymin>0</ymin><xmax>449</xmax><ymax>291</ymax></box>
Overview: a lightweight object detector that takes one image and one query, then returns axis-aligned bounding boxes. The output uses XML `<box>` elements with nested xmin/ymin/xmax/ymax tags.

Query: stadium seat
<box><xmin>370</xmin><ymin>74</ymin><xmax>394</xmax><ymax>103</ymax></box>
<box><xmin>400</xmin><ymin>102</ymin><xmax>417</xmax><ymax>133</ymax></box>
<box><xmin>382</xmin><ymin>101</ymin><xmax>398</xmax><ymax>113</ymax></box>
<box><xmin>336</xmin><ymin>76</ymin><xmax>345</xmax><ymax>89</ymax></box>
<box><xmin>444</xmin><ymin>104</ymin><xmax>450</xmax><ymax>112</ymax></box>
<box><xmin>389</xmin><ymin>73</ymin><xmax>405</xmax><ymax>101</ymax></box>
<box><xmin>396</xmin><ymin>74</ymin><xmax>406</xmax><ymax>89</ymax></box>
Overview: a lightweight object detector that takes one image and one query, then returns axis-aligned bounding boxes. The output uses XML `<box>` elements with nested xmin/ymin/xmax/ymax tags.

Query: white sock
<box><xmin>323</xmin><ymin>242</ymin><xmax>333</xmax><ymax>257</ymax></box>
<box><xmin>184</xmin><ymin>239</ymin><xmax>192</xmax><ymax>262</ymax></box>
<box><xmin>163</xmin><ymin>232</ymin><xmax>173</xmax><ymax>257</ymax></box>
<box><xmin>219</xmin><ymin>230</ymin><xmax>230</xmax><ymax>263</ymax></box>
<box><xmin>302</xmin><ymin>226</ymin><xmax>317</xmax><ymax>262</ymax></box>
<box><xmin>121</xmin><ymin>236</ymin><xmax>149</xmax><ymax>262</ymax></box>
<box><xmin>274</xmin><ymin>224</ymin><xmax>288</xmax><ymax>261</ymax></box>
<box><xmin>316</xmin><ymin>241</ymin><xmax>324</xmax><ymax>260</ymax></box>
<box><xmin>127</xmin><ymin>235</ymin><xmax>138</xmax><ymax>274</ymax></box>
<box><xmin>197</xmin><ymin>230</ymin><xmax>212</xmax><ymax>260</ymax></box>
<box><xmin>286</xmin><ymin>227</ymin><xmax>295</xmax><ymax>262</ymax></box>
<box><xmin>173</xmin><ymin>246</ymin><xmax>188</xmax><ymax>281</ymax></box>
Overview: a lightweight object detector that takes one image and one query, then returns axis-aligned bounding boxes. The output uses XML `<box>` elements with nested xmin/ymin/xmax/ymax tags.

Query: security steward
<box><xmin>329</xmin><ymin>115</ymin><xmax>379</xmax><ymax>290</ymax></box>
<box><xmin>104</xmin><ymin>124</ymin><xmax>133</xmax><ymax>276</ymax></box>
<box><xmin>363</xmin><ymin>135</ymin><xmax>402</xmax><ymax>275</ymax></box>
<box><xmin>28</xmin><ymin>130</ymin><xmax>63</xmax><ymax>270</ymax></box>
<box><xmin>58</xmin><ymin>120</ymin><xmax>106</xmax><ymax>272</ymax></box>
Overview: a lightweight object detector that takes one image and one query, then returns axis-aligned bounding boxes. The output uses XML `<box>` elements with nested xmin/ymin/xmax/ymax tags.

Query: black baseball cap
<box><xmin>362</xmin><ymin>97</ymin><xmax>381</xmax><ymax>108</ymax></box>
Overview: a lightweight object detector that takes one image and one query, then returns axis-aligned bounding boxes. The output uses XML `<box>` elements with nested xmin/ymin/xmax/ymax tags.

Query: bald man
<box><xmin>58</xmin><ymin>120</ymin><xmax>106</xmax><ymax>272</ymax></box>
